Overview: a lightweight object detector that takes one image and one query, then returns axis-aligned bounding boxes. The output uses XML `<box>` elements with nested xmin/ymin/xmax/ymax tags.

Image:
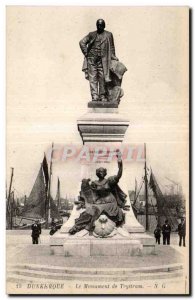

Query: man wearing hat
<box><xmin>162</xmin><ymin>219</ymin><xmax>171</xmax><ymax>245</ymax></box>
<box><xmin>178</xmin><ymin>218</ymin><xmax>186</xmax><ymax>247</ymax></box>
<box><xmin>31</xmin><ymin>220</ymin><xmax>42</xmax><ymax>244</ymax></box>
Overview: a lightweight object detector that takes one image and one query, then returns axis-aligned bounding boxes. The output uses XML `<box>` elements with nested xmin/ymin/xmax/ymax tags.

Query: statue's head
<box><xmin>96</xmin><ymin>19</ymin><xmax>105</xmax><ymax>33</ymax></box>
<box><xmin>96</xmin><ymin>167</ymin><xmax>107</xmax><ymax>179</ymax></box>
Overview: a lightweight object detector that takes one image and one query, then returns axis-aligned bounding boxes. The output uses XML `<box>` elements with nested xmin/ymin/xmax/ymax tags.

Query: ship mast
<box><xmin>45</xmin><ymin>142</ymin><xmax>54</xmax><ymax>228</ymax></box>
<box><xmin>10</xmin><ymin>191</ymin><xmax>14</xmax><ymax>229</ymax></box>
<box><xmin>57</xmin><ymin>177</ymin><xmax>61</xmax><ymax>210</ymax></box>
<box><xmin>7</xmin><ymin>167</ymin><xmax>14</xmax><ymax>229</ymax></box>
<box><xmin>144</xmin><ymin>143</ymin><xmax>149</xmax><ymax>231</ymax></box>
<box><xmin>134</xmin><ymin>178</ymin><xmax>137</xmax><ymax>202</ymax></box>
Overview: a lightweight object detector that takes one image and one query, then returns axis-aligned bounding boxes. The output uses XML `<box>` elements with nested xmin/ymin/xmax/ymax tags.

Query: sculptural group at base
<box><xmin>68</xmin><ymin>156</ymin><xmax>130</xmax><ymax>237</ymax></box>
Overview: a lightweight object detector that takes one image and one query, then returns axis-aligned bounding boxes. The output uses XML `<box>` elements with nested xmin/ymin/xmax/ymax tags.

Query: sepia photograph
<box><xmin>6</xmin><ymin>6</ymin><xmax>189</xmax><ymax>295</ymax></box>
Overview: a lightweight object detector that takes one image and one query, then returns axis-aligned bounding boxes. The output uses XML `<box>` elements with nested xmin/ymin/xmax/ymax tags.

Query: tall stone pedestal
<box><xmin>50</xmin><ymin>103</ymin><xmax>153</xmax><ymax>256</ymax></box>
<box><xmin>77</xmin><ymin>106</ymin><xmax>129</xmax><ymax>144</ymax></box>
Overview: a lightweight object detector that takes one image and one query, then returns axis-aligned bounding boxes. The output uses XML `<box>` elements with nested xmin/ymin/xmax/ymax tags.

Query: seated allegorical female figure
<box><xmin>69</xmin><ymin>152</ymin><xmax>127</xmax><ymax>235</ymax></box>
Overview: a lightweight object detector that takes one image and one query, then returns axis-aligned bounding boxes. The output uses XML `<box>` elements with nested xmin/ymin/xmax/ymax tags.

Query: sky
<box><xmin>6</xmin><ymin>6</ymin><xmax>189</xmax><ymax>200</ymax></box>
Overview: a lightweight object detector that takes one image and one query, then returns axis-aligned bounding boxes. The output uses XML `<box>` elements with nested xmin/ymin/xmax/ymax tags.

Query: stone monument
<box><xmin>50</xmin><ymin>19</ymin><xmax>154</xmax><ymax>256</ymax></box>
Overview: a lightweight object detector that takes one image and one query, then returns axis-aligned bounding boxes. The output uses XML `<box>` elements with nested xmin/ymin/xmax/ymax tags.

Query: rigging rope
<box><xmin>133</xmin><ymin>177</ymin><xmax>145</xmax><ymax>205</ymax></box>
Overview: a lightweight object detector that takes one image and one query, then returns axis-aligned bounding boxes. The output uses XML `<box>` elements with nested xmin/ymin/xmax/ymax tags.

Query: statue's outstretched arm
<box><xmin>116</xmin><ymin>151</ymin><xmax>123</xmax><ymax>180</ymax></box>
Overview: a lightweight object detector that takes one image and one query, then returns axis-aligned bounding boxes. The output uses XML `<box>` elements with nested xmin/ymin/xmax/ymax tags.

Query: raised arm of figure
<box><xmin>115</xmin><ymin>151</ymin><xmax>123</xmax><ymax>181</ymax></box>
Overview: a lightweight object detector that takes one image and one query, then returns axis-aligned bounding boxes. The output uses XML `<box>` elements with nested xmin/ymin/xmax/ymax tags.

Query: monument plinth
<box><xmin>77</xmin><ymin>107</ymin><xmax>129</xmax><ymax>144</ymax></box>
<box><xmin>50</xmin><ymin>18</ymin><xmax>155</xmax><ymax>257</ymax></box>
<box><xmin>88</xmin><ymin>101</ymin><xmax>119</xmax><ymax>108</ymax></box>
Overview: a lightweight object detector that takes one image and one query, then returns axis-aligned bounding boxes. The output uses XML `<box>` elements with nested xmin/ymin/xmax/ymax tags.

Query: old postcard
<box><xmin>6</xmin><ymin>6</ymin><xmax>189</xmax><ymax>295</ymax></box>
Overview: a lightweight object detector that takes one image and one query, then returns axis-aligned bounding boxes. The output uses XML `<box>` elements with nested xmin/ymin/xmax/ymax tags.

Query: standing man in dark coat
<box><xmin>178</xmin><ymin>218</ymin><xmax>186</xmax><ymax>247</ymax></box>
<box><xmin>162</xmin><ymin>219</ymin><xmax>171</xmax><ymax>245</ymax></box>
<box><xmin>31</xmin><ymin>220</ymin><xmax>41</xmax><ymax>244</ymax></box>
<box><xmin>79</xmin><ymin>19</ymin><xmax>119</xmax><ymax>102</ymax></box>
<box><xmin>154</xmin><ymin>224</ymin><xmax>161</xmax><ymax>244</ymax></box>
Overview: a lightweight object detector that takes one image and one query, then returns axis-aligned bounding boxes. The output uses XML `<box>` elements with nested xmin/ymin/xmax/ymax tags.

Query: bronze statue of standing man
<box><xmin>80</xmin><ymin>19</ymin><xmax>122</xmax><ymax>102</ymax></box>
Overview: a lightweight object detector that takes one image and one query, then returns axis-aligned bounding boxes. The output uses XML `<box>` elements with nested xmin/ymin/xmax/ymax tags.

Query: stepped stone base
<box><xmin>50</xmin><ymin>231</ymin><xmax>155</xmax><ymax>257</ymax></box>
<box><xmin>7</xmin><ymin>263</ymin><xmax>184</xmax><ymax>288</ymax></box>
<box><xmin>63</xmin><ymin>238</ymin><xmax>142</xmax><ymax>257</ymax></box>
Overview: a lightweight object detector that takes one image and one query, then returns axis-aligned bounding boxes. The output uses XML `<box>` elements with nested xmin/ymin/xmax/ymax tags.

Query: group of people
<box><xmin>154</xmin><ymin>218</ymin><xmax>186</xmax><ymax>247</ymax></box>
<box><xmin>31</xmin><ymin>217</ymin><xmax>186</xmax><ymax>247</ymax></box>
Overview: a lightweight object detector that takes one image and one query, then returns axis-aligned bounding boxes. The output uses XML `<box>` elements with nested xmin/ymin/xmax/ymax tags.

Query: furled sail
<box><xmin>149</xmin><ymin>171</ymin><xmax>178</xmax><ymax>229</ymax></box>
<box><xmin>22</xmin><ymin>166</ymin><xmax>46</xmax><ymax>219</ymax></box>
<box><xmin>55</xmin><ymin>177</ymin><xmax>61</xmax><ymax>210</ymax></box>
<box><xmin>50</xmin><ymin>197</ymin><xmax>61</xmax><ymax>220</ymax></box>
<box><xmin>42</xmin><ymin>153</ymin><xmax>49</xmax><ymax>189</ymax></box>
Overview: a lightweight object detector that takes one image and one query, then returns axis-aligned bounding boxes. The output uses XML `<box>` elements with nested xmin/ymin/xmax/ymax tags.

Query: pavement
<box><xmin>6</xmin><ymin>230</ymin><xmax>187</xmax><ymax>269</ymax></box>
<box><xmin>6</xmin><ymin>230</ymin><xmax>189</xmax><ymax>295</ymax></box>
